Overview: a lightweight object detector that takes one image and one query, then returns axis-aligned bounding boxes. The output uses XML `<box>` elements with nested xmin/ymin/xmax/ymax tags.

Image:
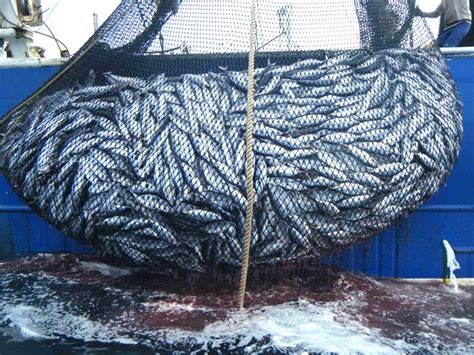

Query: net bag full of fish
<box><xmin>0</xmin><ymin>0</ymin><xmax>463</xmax><ymax>272</ymax></box>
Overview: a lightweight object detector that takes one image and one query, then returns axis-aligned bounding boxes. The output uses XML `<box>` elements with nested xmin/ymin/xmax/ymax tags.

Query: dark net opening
<box><xmin>0</xmin><ymin>0</ymin><xmax>463</xmax><ymax>272</ymax></box>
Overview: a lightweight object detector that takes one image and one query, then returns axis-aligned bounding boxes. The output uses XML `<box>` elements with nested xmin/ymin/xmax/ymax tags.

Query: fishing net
<box><xmin>0</xmin><ymin>0</ymin><xmax>463</xmax><ymax>272</ymax></box>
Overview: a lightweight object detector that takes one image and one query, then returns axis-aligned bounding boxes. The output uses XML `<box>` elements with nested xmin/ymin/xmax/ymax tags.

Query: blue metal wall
<box><xmin>0</xmin><ymin>58</ymin><xmax>473</xmax><ymax>278</ymax></box>
<box><xmin>330</xmin><ymin>55</ymin><xmax>474</xmax><ymax>278</ymax></box>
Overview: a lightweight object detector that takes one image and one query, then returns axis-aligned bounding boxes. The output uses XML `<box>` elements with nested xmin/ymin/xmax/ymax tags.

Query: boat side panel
<box><xmin>329</xmin><ymin>55</ymin><xmax>474</xmax><ymax>278</ymax></box>
<box><xmin>0</xmin><ymin>65</ymin><xmax>61</xmax><ymax>117</ymax></box>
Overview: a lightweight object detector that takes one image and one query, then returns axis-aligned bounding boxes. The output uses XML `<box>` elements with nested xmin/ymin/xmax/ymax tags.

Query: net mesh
<box><xmin>0</xmin><ymin>0</ymin><xmax>463</xmax><ymax>272</ymax></box>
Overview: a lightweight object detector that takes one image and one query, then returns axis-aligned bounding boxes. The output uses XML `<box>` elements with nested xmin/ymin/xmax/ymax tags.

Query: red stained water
<box><xmin>0</xmin><ymin>254</ymin><xmax>472</xmax><ymax>353</ymax></box>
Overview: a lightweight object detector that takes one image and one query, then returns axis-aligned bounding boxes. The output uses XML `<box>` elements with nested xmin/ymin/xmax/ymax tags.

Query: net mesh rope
<box><xmin>0</xmin><ymin>0</ymin><xmax>463</xmax><ymax>273</ymax></box>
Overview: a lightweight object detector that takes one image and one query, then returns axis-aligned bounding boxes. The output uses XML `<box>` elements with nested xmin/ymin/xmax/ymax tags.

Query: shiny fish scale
<box><xmin>0</xmin><ymin>49</ymin><xmax>462</xmax><ymax>271</ymax></box>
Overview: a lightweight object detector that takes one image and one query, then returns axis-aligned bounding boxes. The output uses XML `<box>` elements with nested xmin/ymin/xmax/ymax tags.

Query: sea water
<box><xmin>0</xmin><ymin>254</ymin><xmax>472</xmax><ymax>353</ymax></box>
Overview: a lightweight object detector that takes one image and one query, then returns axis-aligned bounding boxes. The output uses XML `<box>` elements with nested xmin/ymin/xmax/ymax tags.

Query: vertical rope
<box><xmin>238</xmin><ymin>0</ymin><xmax>258</xmax><ymax>309</ymax></box>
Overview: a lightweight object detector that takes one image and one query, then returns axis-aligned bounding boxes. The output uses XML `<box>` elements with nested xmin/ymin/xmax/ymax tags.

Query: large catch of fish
<box><xmin>0</xmin><ymin>49</ymin><xmax>462</xmax><ymax>271</ymax></box>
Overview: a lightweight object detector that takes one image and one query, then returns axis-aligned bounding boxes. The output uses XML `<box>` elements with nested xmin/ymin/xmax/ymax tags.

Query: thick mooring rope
<box><xmin>238</xmin><ymin>0</ymin><xmax>258</xmax><ymax>309</ymax></box>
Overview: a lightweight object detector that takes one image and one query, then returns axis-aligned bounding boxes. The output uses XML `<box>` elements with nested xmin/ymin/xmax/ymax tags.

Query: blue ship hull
<box><xmin>0</xmin><ymin>53</ymin><xmax>473</xmax><ymax>278</ymax></box>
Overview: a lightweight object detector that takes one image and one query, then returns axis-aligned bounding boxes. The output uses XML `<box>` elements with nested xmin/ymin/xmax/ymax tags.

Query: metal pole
<box><xmin>93</xmin><ymin>13</ymin><xmax>99</xmax><ymax>32</ymax></box>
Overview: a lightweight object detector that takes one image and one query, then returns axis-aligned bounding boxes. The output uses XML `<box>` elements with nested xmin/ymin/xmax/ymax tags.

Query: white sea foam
<box><xmin>2</xmin><ymin>305</ymin><xmax>51</xmax><ymax>339</ymax></box>
<box><xmin>448</xmin><ymin>317</ymin><xmax>471</xmax><ymax>324</ymax></box>
<box><xmin>77</xmin><ymin>261</ymin><xmax>133</xmax><ymax>278</ymax></box>
<box><xmin>0</xmin><ymin>283</ymin><xmax>411</xmax><ymax>353</ymax></box>
<box><xmin>2</xmin><ymin>303</ymin><xmax>136</xmax><ymax>345</ymax></box>
<box><xmin>0</xmin><ymin>263</ymin><xmax>472</xmax><ymax>353</ymax></box>
<box><xmin>164</xmin><ymin>299</ymin><xmax>414</xmax><ymax>354</ymax></box>
<box><xmin>36</xmin><ymin>254</ymin><xmax>57</xmax><ymax>259</ymax></box>
<box><xmin>142</xmin><ymin>300</ymin><xmax>211</xmax><ymax>313</ymax></box>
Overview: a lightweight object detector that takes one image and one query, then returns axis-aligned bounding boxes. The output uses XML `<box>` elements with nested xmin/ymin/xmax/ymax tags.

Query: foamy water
<box><xmin>0</xmin><ymin>255</ymin><xmax>472</xmax><ymax>353</ymax></box>
<box><xmin>179</xmin><ymin>300</ymin><xmax>410</xmax><ymax>353</ymax></box>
